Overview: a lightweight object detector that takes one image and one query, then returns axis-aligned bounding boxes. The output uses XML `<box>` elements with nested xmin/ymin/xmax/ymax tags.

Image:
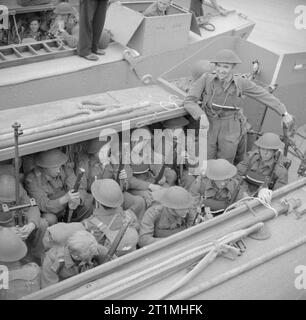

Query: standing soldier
<box><xmin>237</xmin><ymin>132</ymin><xmax>289</xmax><ymax>204</ymax></box>
<box><xmin>41</xmin><ymin>230</ymin><xmax>107</xmax><ymax>288</ymax></box>
<box><xmin>0</xmin><ymin>174</ymin><xmax>47</xmax><ymax>263</ymax></box>
<box><xmin>77</xmin><ymin>138</ymin><xmax>146</xmax><ymax>221</ymax></box>
<box><xmin>138</xmin><ymin>186</ymin><xmax>196</xmax><ymax>247</ymax></box>
<box><xmin>0</xmin><ymin>227</ymin><xmax>41</xmax><ymax>300</ymax></box>
<box><xmin>184</xmin><ymin>49</ymin><xmax>294</xmax><ymax>164</ymax></box>
<box><xmin>25</xmin><ymin>148</ymin><xmax>93</xmax><ymax>226</ymax></box>
<box><xmin>190</xmin><ymin>159</ymin><xmax>243</xmax><ymax>217</ymax></box>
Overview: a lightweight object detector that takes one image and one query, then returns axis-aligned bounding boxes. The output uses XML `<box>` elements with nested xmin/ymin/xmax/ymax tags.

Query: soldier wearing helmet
<box><xmin>237</xmin><ymin>132</ymin><xmax>289</xmax><ymax>203</ymax></box>
<box><xmin>48</xmin><ymin>2</ymin><xmax>79</xmax><ymax>48</ymax></box>
<box><xmin>190</xmin><ymin>159</ymin><xmax>243</xmax><ymax>216</ymax></box>
<box><xmin>138</xmin><ymin>186</ymin><xmax>196</xmax><ymax>247</ymax></box>
<box><xmin>143</xmin><ymin>0</ymin><xmax>172</xmax><ymax>17</ymax></box>
<box><xmin>41</xmin><ymin>230</ymin><xmax>107</xmax><ymax>288</ymax></box>
<box><xmin>184</xmin><ymin>48</ymin><xmax>294</xmax><ymax>164</ymax></box>
<box><xmin>82</xmin><ymin>179</ymin><xmax>139</xmax><ymax>257</ymax></box>
<box><xmin>77</xmin><ymin>138</ymin><xmax>146</xmax><ymax>221</ymax></box>
<box><xmin>154</xmin><ymin>117</ymin><xmax>197</xmax><ymax>190</ymax></box>
<box><xmin>25</xmin><ymin>148</ymin><xmax>93</xmax><ymax>226</ymax></box>
<box><xmin>0</xmin><ymin>227</ymin><xmax>41</xmax><ymax>300</ymax></box>
<box><xmin>0</xmin><ymin>174</ymin><xmax>48</xmax><ymax>263</ymax></box>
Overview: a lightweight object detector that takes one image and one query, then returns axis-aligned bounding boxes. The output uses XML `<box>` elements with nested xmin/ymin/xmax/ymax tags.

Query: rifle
<box><xmin>116</xmin><ymin>142</ymin><xmax>129</xmax><ymax>192</ymax></box>
<box><xmin>12</xmin><ymin>122</ymin><xmax>25</xmax><ymax>227</ymax></box>
<box><xmin>66</xmin><ymin>168</ymin><xmax>85</xmax><ymax>223</ymax></box>
<box><xmin>101</xmin><ymin>217</ymin><xmax>131</xmax><ymax>263</ymax></box>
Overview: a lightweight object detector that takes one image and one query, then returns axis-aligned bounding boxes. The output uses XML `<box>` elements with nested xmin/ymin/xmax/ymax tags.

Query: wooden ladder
<box><xmin>0</xmin><ymin>39</ymin><xmax>76</xmax><ymax>69</ymax></box>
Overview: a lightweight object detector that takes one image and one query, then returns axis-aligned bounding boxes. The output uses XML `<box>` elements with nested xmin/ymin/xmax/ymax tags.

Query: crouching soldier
<box><xmin>25</xmin><ymin>148</ymin><xmax>93</xmax><ymax>226</ymax></box>
<box><xmin>0</xmin><ymin>174</ymin><xmax>48</xmax><ymax>263</ymax></box>
<box><xmin>190</xmin><ymin>159</ymin><xmax>243</xmax><ymax>217</ymax></box>
<box><xmin>41</xmin><ymin>230</ymin><xmax>107</xmax><ymax>288</ymax></box>
<box><xmin>138</xmin><ymin>186</ymin><xmax>196</xmax><ymax>247</ymax></box>
<box><xmin>85</xmin><ymin>179</ymin><xmax>139</xmax><ymax>257</ymax></box>
<box><xmin>0</xmin><ymin>227</ymin><xmax>41</xmax><ymax>300</ymax></box>
<box><xmin>78</xmin><ymin>138</ymin><xmax>146</xmax><ymax>221</ymax></box>
<box><xmin>237</xmin><ymin>132</ymin><xmax>289</xmax><ymax>204</ymax></box>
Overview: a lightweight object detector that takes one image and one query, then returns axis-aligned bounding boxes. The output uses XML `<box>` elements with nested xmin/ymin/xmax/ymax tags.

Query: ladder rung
<box><xmin>42</xmin><ymin>43</ymin><xmax>52</xmax><ymax>53</ymax></box>
<box><xmin>12</xmin><ymin>47</ymin><xmax>23</xmax><ymax>58</ymax></box>
<box><xmin>27</xmin><ymin>45</ymin><xmax>39</xmax><ymax>56</ymax></box>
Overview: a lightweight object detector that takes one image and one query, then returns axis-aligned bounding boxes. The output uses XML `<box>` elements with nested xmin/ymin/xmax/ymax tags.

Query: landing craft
<box><xmin>0</xmin><ymin>0</ymin><xmax>306</xmax><ymax>300</ymax></box>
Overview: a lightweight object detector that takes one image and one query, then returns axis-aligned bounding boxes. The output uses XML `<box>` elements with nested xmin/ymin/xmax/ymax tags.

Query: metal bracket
<box><xmin>232</xmin><ymin>239</ymin><xmax>247</xmax><ymax>253</ymax></box>
<box><xmin>1</xmin><ymin>198</ymin><xmax>37</xmax><ymax>213</ymax></box>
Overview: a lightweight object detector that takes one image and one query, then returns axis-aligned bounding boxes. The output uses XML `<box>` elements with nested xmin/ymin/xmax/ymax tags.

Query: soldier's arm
<box><xmin>184</xmin><ymin>74</ymin><xmax>207</xmax><ymax>120</ymax></box>
<box><xmin>138</xmin><ymin>208</ymin><xmax>160</xmax><ymax>247</ymax></box>
<box><xmin>241</xmin><ymin>78</ymin><xmax>287</xmax><ymax>115</ymax></box>
<box><xmin>61</xmin><ymin>25</ymin><xmax>79</xmax><ymax>48</ymax></box>
<box><xmin>20</xmin><ymin>186</ymin><xmax>40</xmax><ymax>228</ymax></box>
<box><xmin>236</xmin><ymin>154</ymin><xmax>250</xmax><ymax>176</ymax></box>
<box><xmin>41</xmin><ymin>250</ymin><xmax>60</xmax><ymax>289</ymax></box>
<box><xmin>25</xmin><ymin>173</ymin><xmax>66</xmax><ymax>215</ymax></box>
<box><xmin>189</xmin><ymin>176</ymin><xmax>203</xmax><ymax>207</ymax></box>
<box><xmin>64</xmin><ymin>167</ymin><xmax>88</xmax><ymax>202</ymax></box>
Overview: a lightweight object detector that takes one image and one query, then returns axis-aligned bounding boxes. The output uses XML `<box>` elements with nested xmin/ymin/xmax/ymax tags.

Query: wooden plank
<box><xmin>27</xmin><ymin>45</ymin><xmax>39</xmax><ymax>56</ymax></box>
<box><xmin>0</xmin><ymin>52</ymin><xmax>7</xmax><ymax>61</ymax></box>
<box><xmin>12</xmin><ymin>47</ymin><xmax>23</xmax><ymax>58</ymax></box>
<box><xmin>104</xmin><ymin>2</ymin><xmax>144</xmax><ymax>47</ymax></box>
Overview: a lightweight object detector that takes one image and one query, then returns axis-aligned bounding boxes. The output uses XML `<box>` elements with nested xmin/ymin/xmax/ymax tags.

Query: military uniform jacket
<box><xmin>0</xmin><ymin>262</ymin><xmax>41</xmax><ymax>300</ymax></box>
<box><xmin>41</xmin><ymin>245</ymin><xmax>107</xmax><ymax>288</ymax></box>
<box><xmin>0</xmin><ymin>185</ymin><xmax>40</xmax><ymax>228</ymax></box>
<box><xmin>25</xmin><ymin>166</ymin><xmax>87</xmax><ymax>215</ymax></box>
<box><xmin>237</xmin><ymin>150</ymin><xmax>288</xmax><ymax>190</ymax></box>
<box><xmin>184</xmin><ymin>72</ymin><xmax>287</xmax><ymax>120</ymax></box>
<box><xmin>83</xmin><ymin>206</ymin><xmax>139</xmax><ymax>255</ymax></box>
<box><xmin>190</xmin><ymin>176</ymin><xmax>242</xmax><ymax>210</ymax></box>
<box><xmin>139</xmin><ymin>205</ymin><xmax>196</xmax><ymax>247</ymax></box>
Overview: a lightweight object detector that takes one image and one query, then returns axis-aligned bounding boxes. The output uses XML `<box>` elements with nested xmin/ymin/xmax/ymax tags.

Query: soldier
<box><xmin>190</xmin><ymin>159</ymin><xmax>243</xmax><ymax>216</ymax></box>
<box><xmin>156</xmin><ymin>116</ymin><xmax>197</xmax><ymax>190</ymax></box>
<box><xmin>25</xmin><ymin>148</ymin><xmax>93</xmax><ymax>226</ymax></box>
<box><xmin>184</xmin><ymin>49</ymin><xmax>294</xmax><ymax>164</ymax></box>
<box><xmin>48</xmin><ymin>2</ymin><xmax>79</xmax><ymax>48</ymax></box>
<box><xmin>0</xmin><ymin>174</ymin><xmax>48</xmax><ymax>263</ymax></box>
<box><xmin>77</xmin><ymin>138</ymin><xmax>146</xmax><ymax>221</ymax></box>
<box><xmin>0</xmin><ymin>227</ymin><xmax>41</xmax><ymax>300</ymax></box>
<box><xmin>84</xmin><ymin>179</ymin><xmax>139</xmax><ymax>256</ymax></box>
<box><xmin>143</xmin><ymin>0</ymin><xmax>171</xmax><ymax>17</ymax></box>
<box><xmin>138</xmin><ymin>186</ymin><xmax>196</xmax><ymax>247</ymax></box>
<box><xmin>237</xmin><ymin>132</ymin><xmax>289</xmax><ymax>204</ymax></box>
<box><xmin>41</xmin><ymin>230</ymin><xmax>107</xmax><ymax>288</ymax></box>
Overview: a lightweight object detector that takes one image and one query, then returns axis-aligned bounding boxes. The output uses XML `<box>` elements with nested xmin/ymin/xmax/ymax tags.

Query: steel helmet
<box><xmin>131</xmin><ymin>163</ymin><xmax>150</xmax><ymax>175</ymax></box>
<box><xmin>211</xmin><ymin>49</ymin><xmax>242</xmax><ymax>64</ymax></box>
<box><xmin>191</xmin><ymin>59</ymin><xmax>214</xmax><ymax>80</ymax></box>
<box><xmin>91</xmin><ymin>179</ymin><xmax>124</xmax><ymax>208</ymax></box>
<box><xmin>86</xmin><ymin>138</ymin><xmax>110</xmax><ymax>154</ymax></box>
<box><xmin>205</xmin><ymin>159</ymin><xmax>237</xmax><ymax>180</ymax></box>
<box><xmin>35</xmin><ymin>149</ymin><xmax>68</xmax><ymax>168</ymax></box>
<box><xmin>0</xmin><ymin>174</ymin><xmax>22</xmax><ymax>202</ymax></box>
<box><xmin>53</xmin><ymin>2</ymin><xmax>74</xmax><ymax>15</ymax></box>
<box><xmin>0</xmin><ymin>227</ymin><xmax>27</xmax><ymax>262</ymax></box>
<box><xmin>153</xmin><ymin>186</ymin><xmax>193</xmax><ymax>209</ymax></box>
<box><xmin>163</xmin><ymin>117</ymin><xmax>189</xmax><ymax>129</ymax></box>
<box><xmin>255</xmin><ymin>132</ymin><xmax>284</xmax><ymax>150</ymax></box>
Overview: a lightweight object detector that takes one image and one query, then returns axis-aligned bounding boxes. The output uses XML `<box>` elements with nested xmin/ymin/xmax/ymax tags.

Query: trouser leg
<box><xmin>234</xmin><ymin>133</ymin><xmax>247</xmax><ymax>165</ymax></box>
<box><xmin>91</xmin><ymin>0</ymin><xmax>108</xmax><ymax>53</ymax></box>
<box><xmin>26</xmin><ymin>218</ymin><xmax>49</xmax><ymax>263</ymax></box>
<box><xmin>77</xmin><ymin>0</ymin><xmax>97</xmax><ymax>56</ymax></box>
<box><xmin>207</xmin><ymin>118</ymin><xmax>219</xmax><ymax>160</ymax></box>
